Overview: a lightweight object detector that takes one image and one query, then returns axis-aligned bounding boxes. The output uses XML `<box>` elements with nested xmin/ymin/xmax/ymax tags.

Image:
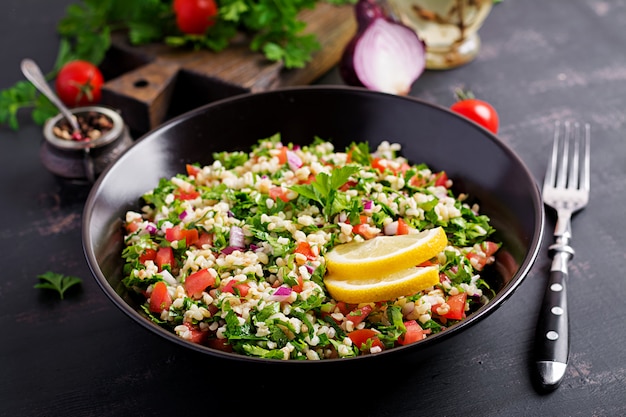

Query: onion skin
<box><xmin>355</xmin><ymin>0</ymin><xmax>385</xmax><ymax>29</ymax></box>
<box><xmin>339</xmin><ymin>38</ymin><xmax>363</xmax><ymax>88</ymax></box>
<box><xmin>340</xmin><ymin>0</ymin><xmax>426</xmax><ymax>96</ymax></box>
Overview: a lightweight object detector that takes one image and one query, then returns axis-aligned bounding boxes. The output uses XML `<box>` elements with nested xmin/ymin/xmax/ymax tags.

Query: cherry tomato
<box><xmin>450</xmin><ymin>91</ymin><xmax>499</xmax><ymax>134</ymax></box>
<box><xmin>173</xmin><ymin>0</ymin><xmax>218</xmax><ymax>35</ymax></box>
<box><xmin>55</xmin><ymin>60</ymin><xmax>104</xmax><ymax>107</ymax></box>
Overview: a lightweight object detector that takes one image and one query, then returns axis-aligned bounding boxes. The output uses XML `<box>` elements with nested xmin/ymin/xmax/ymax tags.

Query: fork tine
<box><xmin>581</xmin><ymin>123</ymin><xmax>591</xmax><ymax>191</ymax></box>
<box><xmin>544</xmin><ymin>121</ymin><xmax>560</xmax><ymax>189</ymax></box>
<box><xmin>556</xmin><ymin>122</ymin><xmax>570</xmax><ymax>189</ymax></box>
<box><xmin>568</xmin><ymin>123</ymin><xmax>580</xmax><ymax>190</ymax></box>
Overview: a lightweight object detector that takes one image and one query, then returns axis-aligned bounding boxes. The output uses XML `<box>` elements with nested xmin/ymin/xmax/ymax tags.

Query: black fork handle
<box><xmin>534</xmin><ymin>243</ymin><xmax>574</xmax><ymax>391</ymax></box>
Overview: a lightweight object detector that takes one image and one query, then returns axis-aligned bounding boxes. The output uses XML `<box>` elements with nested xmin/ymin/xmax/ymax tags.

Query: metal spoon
<box><xmin>20</xmin><ymin>58</ymin><xmax>82</xmax><ymax>136</ymax></box>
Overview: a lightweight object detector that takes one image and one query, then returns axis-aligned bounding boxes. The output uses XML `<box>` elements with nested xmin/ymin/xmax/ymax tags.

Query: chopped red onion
<box><xmin>229</xmin><ymin>225</ymin><xmax>246</xmax><ymax>248</ymax></box>
<box><xmin>179</xmin><ymin>211</ymin><xmax>188</xmax><ymax>220</ymax></box>
<box><xmin>145</xmin><ymin>223</ymin><xmax>157</xmax><ymax>234</ymax></box>
<box><xmin>287</xmin><ymin>150</ymin><xmax>303</xmax><ymax>171</ymax></box>
<box><xmin>269</xmin><ymin>286</ymin><xmax>293</xmax><ymax>302</ymax></box>
<box><xmin>221</xmin><ymin>246</ymin><xmax>241</xmax><ymax>255</ymax></box>
<box><xmin>363</xmin><ymin>200</ymin><xmax>373</xmax><ymax>210</ymax></box>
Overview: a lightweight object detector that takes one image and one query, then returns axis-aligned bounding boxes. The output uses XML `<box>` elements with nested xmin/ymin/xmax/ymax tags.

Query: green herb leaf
<box><xmin>34</xmin><ymin>271</ymin><xmax>82</xmax><ymax>300</ymax></box>
<box><xmin>291</xmin><ymin>165</ymin><xmax>360</xmax><ymax>221</ymax></box>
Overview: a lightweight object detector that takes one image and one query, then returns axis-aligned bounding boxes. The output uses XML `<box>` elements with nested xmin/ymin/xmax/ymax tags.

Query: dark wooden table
<box><xmin>2</xmin><ymin>1</ymin><xmax>625</xmax><ymax>416</ymax></box>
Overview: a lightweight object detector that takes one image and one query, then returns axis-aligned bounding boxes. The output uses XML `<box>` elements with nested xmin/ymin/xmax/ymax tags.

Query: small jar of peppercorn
<box><xmin>41</xmin><ymin>106</ymin><xmax>133</xmax><ymax>183</ymax></box>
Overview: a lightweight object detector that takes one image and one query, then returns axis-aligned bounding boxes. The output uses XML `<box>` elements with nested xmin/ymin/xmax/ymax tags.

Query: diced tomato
<box><xmin>353</xmin><ymin>223</ymin><xmax>378</xmax><ymax>240</ymax></box>
<box><xmin>222</xmin><ymin>280</ymin><xmax>250</xmax><ymax>297</ymax></box>
<box><xmin>186</xmin><ymin>164</ymin><xmax>201</xmax><ymax>177</ymax></box>
<box><xmin>371</xmin><ymin>158</ymin><xmax>410</xmax><ymax>175</ymax></box>
<box><xmin>466</xmin><ymin>241</ymin><xmax>499</xmax><ymax>271</ymax></box>
<box><xmin>398</xmin><ymin>162</ymin><xmax>411</xmax><ymax>174</ymax></box>
<box><xmin>409</xmin><ymin>174</ymin><xmax>427</xmax><ymax>187</ymax></box>
<box><xmin>336</xmin><ymin>301</ymin><xmax>355</xmax><ymax>316</ymax></box>
<box><xmin>195</xmin><ymin>232</ymin><xmax>213</xmax><ymax>248</ymax></box>
<box><xmin>165</xmin><ymin>226</ymin><xmax>183</xmax><ymax>242</ymax></box>
<box><xmin>183</xmin><ymin>322</ymin><xmax>207</xmax><ymax>344</ymax></box>
<box><xmin>481</xmin><ymin>241</ymin><xmax>500</xmax><ymax>257</ymax></box>
<box><xmin>139</xmin><ymin>248</ymin><xmax>157</xmax><ymax>264</ymax></box>
<box><xmin>165</xmin><ymin>226</ymin><xmax>199</xmax><ymax>246</ymax></box>
<box><xmin>348</xmin><ymin>329</ymin><xmax>385</xmax><ymax>350</ymax></box>
<box><xmin>346</xmin><ymin>146</ymin><xmax>355</xmax><ymax>163</ymax></box>
<box><xmin>466</xmin><ymin>252</ymin><xmax>488</xmax><ymax>271</ymax></box>
<box><xmin>183</xmin><ymin>229</ymin><xmax>199</xmax><ymax>246</ymax></box>
<box><xmin>185</xmin><ymin>268</ymin><xmax>217</xmax><ymax>298</ymax></box>
<box><xmin>207</xmin><ymin>338</ymin><xmax>234</xmax><ymax>352</ymax></box>
<box><xmin>294</xmin><ymin>241</ymin><xmax>316</xmax><ymax>261</ymax></box>
<box><xmin>175</xmin><ymin>188</ymin><xmax>200</xmax><ymax>200</ymax></box>
<box><xmin>125</xmin><ymin>220</ymin><xmax>141</xmax><ymax>233</ymax></box>
<box><xmin>301</xmin><ymin>174</ymin><xmax>316</xmax><ymax>184</ymax></box>
<box><xmin>207</xmin><ymin>304</ymin><xmax>219</xmax><ymax>315</ymax></box>
<box><xmin>433</xmin><ymin>293</ymin><xmax>467</xmax><ymax>321</ymax></box>
<box><xmin>397</xmin><ymin>320</ymin><xmax>425</xmax><ymax>345</ymax></box>
<box><xmin>346</xmin><ymin>304</ymin><xmax>373</xmax><ymax>326</ymax></box>
<box><xmin>397</xmin><ymin>218</ymin><xmax>410</xmax><ymax>235</ymax></box>
<box><xmin>292</xmin><ymin>276</ymin><xmax>305</xmax><ymax>293</ymax></box>
<box><xmin>155</xmin><ymin>247</ymin><xmax>174</xmax><ymax>271</ymax></box>
<box><xmin>339</xmin><ymin>180</ymin><xmax>358</xmax><ymax>191</ymax></box>
<box><xmin>149</xmin><ymin>281</ymin><xmax>172</xmax><ymax>313</ymax></box>
<box><xmin>351</xmin><ymin>215</ymin><xmax>369</xmax><ymax>234</ymax></box>
<box><xmin>418</xmin><ymin>259</ymin><xmax>436</xmax><ymax>267</ymax></box>
<box><xmin>269</xmin><ymin>186</ymin><xmax>290</xmax><ymax>202</ymax></box>
<box><xmin>434</xmin><ymin>171</ymin><xmax>449</xmax><ymax>187</ymax></box>
<box><xmin>277</xmin><ymin>146</ymin><xmax>288</xmax><ymax>164</ymax></box>
<box><xmin>371</xmin><ymin>157</ymin><xmax>387</xmax><ymax>173</ymax></box>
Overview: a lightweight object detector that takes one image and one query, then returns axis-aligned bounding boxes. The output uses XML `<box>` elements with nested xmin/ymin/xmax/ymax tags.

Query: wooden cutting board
<box><xmin>100</xmin><ymin>3</ymin><xmax>357</xmax><ymax>135</ymax></box>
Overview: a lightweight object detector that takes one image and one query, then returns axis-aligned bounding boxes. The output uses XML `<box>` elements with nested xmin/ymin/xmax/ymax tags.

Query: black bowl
<box><xmin>83</xmin><ymin>86</ymin><xmax>544</xmax><ymax>364</ymax></box>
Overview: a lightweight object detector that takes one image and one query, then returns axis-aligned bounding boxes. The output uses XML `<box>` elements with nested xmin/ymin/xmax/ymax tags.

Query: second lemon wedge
<box><xmin>324</xmin><ymin>265</ymin><xmax>440</xmax><ymax>304</ymax></box>
<box><xmin>324</xmin><ymin>226</ymin><xmax>447</xmax><ymax>280</ymax></box>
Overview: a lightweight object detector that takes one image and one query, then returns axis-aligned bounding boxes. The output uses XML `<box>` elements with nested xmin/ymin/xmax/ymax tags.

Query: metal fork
<box><xmin>534</xmin><ymin>121</ymin><xmax>590</xmax><ymax>391</ymax></box>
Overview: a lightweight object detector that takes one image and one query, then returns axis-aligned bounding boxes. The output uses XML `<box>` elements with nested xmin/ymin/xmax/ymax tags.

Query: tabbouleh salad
<box><xmin>121</xmin><ymin>135</ymin><xmax>500</xmax><ymax>360</ymax></box>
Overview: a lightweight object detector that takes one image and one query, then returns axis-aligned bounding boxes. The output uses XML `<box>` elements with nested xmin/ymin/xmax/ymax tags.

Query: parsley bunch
<box><xmin>1</xmin><ymin>0</ymin><xmax>356</xmax><ymax>131</ymax></box>
<box><xmin>57</xmin><ymin>0</ymin><xmax>356</xmax><ymax>69</ymax></box>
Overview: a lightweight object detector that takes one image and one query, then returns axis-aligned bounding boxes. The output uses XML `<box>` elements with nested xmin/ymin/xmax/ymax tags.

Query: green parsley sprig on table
<box><xmin>34</xmin><ymin>272</ymin><xmax>83</xmax><ymax>300</ymax></box>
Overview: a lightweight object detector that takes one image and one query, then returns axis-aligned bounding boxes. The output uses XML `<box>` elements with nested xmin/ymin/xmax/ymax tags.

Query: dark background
<box><xmin>2</xmin><ymin>1</ymin><xmax>626</xmax><ymax>416</ymax></box>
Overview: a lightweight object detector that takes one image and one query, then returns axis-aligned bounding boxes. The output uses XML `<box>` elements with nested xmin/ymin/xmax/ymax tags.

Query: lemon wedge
<box><xmin>324</xmin><ymin>265</ymin><xmax>440</xmax><ymax>304</ymax></box>
<box><xmin>324</xmin><ymin>227</ymin><xmax>447</xmax><ymax>280</ymax></box>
